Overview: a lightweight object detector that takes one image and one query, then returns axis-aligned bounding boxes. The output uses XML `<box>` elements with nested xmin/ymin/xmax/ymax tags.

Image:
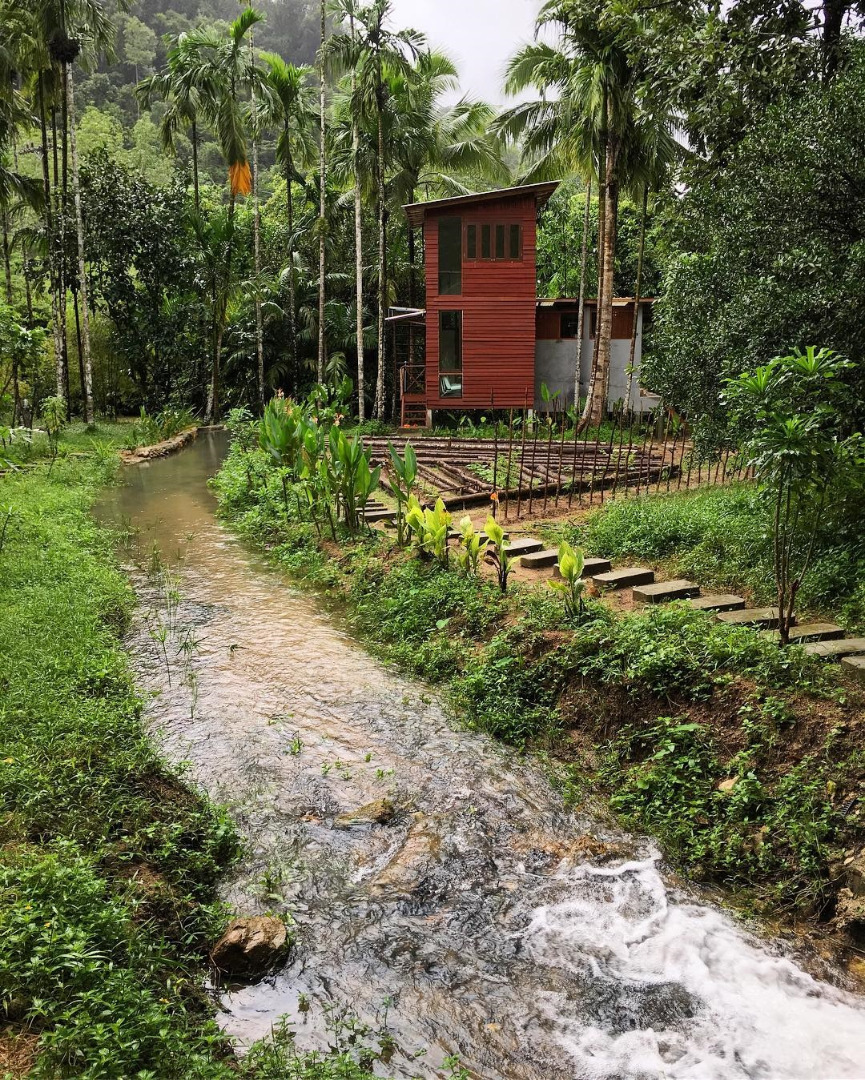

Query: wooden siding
<box><xmin>423</xmin><ymin>195</ymin><xmax>538</xmax><ymax>409</ymax></box>
<box><xmin>536</xmin><ymin>301</ymin><xmax>637</xmax><ymax>341</ymax></box>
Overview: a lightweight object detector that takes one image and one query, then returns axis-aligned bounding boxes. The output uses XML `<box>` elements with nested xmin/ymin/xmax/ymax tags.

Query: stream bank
<box><xmin>97</xmin><ymin>428</ymin><xmax>865</xmax><ymax>1077</ymax></box>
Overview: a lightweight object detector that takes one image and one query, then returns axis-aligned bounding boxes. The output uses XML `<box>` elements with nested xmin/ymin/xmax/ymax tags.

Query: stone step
<box><xmin>518</xmin><ymin>548</ymin><xmax>559</xmax><ymax>569</ymax></box>
<box><xmin>502</xmin><ymin>537</ymin><xmax>544</xmax><ymax>557</ymax></box>
<box><xmin>762</xmin><ymin>622</ymin><xmax>846</xmax><ymax>645</ymax></box>
<box><xmin>553</xmin><ymin>556</ymin><xmax>613</xmax><ymax>579</ymax></box>
<box><xmin>591</xmin><ymin>567</ymin><xmax>655</xmax><ymax>590</ymax></box>
<box><xmin>686</xmin><ymin>594</ymin><xmax>746</xmax><ymax>613</ymax></box>
<box><xmin>633</xmin><ymin>579</ymin><xmax>701</xmax><ymax>605</ymax></box>
<box><xmin>841</xmin><ymin>656</ymin><xmax>865</xmax><ymax>683</ymax></box>
<box><xmin>802</xmin><ymin>637</ymin><xmax>865</xmax><ymax>660</ymax></box>
<box><xmin>362</xmin><ymin>509</ymin><xmax>395</xmax><ymax>523</ymax></box>
<box><xmin>716</xmin><ymin>607</ymin><xmax>791</xmax><ymax>630</ymax></box>
<box><xmin>448</xmin><ymin>528</ymin><xmax>510</xmax><ymax>542</ymax></box>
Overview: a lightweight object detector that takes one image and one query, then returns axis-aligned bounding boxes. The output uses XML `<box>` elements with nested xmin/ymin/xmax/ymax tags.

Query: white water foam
<box><xmin>522</xmin><ymin>855</ymin><xmax>865</xmax><ymax>1079</ymax></box>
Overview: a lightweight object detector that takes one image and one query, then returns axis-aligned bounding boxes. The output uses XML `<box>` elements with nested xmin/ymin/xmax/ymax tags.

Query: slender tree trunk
<box><xmin>578</xmin><ymin>118</ymin><xmax>607</xmax><ymax>432</ymax></box>
<box><xmin>349</xmin><ymin>110</ymin><xmax>365</xmax><ymax>416</ymax></box>
<box><xmin>191</xmin><ymin>118</ymin><xmax>200</xmax><ymax>213</ymax></box>
<box><xmin>67</xmin><ymin>65</ymin><xmax>94</xmax><ymax>424</ymax></box>
<box><xmin>39</xmin><ymin>78</ymin><xmax>65</xmax><ymax>407</ymax></box>
<box><xmin>51</xmin><ymin>100</ymin><xmax>70</xmax><ymax>406</ymax></box>
<box><xmin>573</xmin><ymin>176</ymin><xmax>591</xmax><ymax>410</ymax></box>
<box><xmin>251</xmin><ymin>35</ymin><xmax>265</xmax><ymax>411</ymax></box>
<box><xmin>2</xmin><ymin>209</ymin><xmax>12</xmax><ymax>303</ymax></box>
<box><xmin>374</xmin><ymin>98</ymin><xmax>386</xmax><ymax>420</ymax></box>
<box><xmin>625</xmin><ymin>185</ymin><xmax>648</xmax><ymax>412</ymax></box>
<box><xmin>284</xmin><ymin>132</ymin><xmax>298</xmax><ymax>389</ymax></box>
<box><xmin>589</xmin><ymin>146</ymin><xmax>618</xmax><ymax>427</ymax></box>
<box><xmin>317</xmin><ymin>0</ymin><xmax>327</xmax><ymax>383</ymax></box>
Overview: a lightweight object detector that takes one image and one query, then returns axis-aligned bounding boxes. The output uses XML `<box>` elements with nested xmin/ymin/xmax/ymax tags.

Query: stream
<box><xmin>99</xmin><ymin>430</ymin><xmax>865</xmax><ymax>1080</ymax></box>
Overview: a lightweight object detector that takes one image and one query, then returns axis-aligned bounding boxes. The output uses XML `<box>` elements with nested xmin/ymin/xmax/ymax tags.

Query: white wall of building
<box><xmin>534</xmin><ymin>304</ymin><xmax>659</xmax><ymax>414</ymax></box>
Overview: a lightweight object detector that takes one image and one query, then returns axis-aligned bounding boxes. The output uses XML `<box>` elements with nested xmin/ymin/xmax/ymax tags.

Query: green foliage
<box><xmin>384</xmin><ymin>441</ymin><xmax>417</xmax><ymax>544</ymax></box>
<box><xmin>482</xmin><ymin>515</ymin><xmax>513</xmax><ymax>593</ymax></box>
<box><xmin>405</xmin><ymin>495</ymin><xmax>451</xmax><ymax>566</ymax></box>
<box><xmin>455</xmin><ymin>515</ymin><xmax>482</xmax><ymax>576</ymax></box>
<box><xmin>646</xmin><ymin>43</ymin><xmax>865</xmax><ymax>440</ymax></box>
<box><xmin>574</xmin><ymin>483</ymin><xmax>865</xmax><ymax>630</ymax></box>
<box><xmin>724</xmin><ymin>346</ymin><xmax>863</xmax><ymax>641</ymax></box>
<box><xmin>547</xmin><ymin>541</ymin><xmax>586</xmax><ymax>620</ymax></box>
<box><xmin>133</xmin><ymin>405</ymin><xmax>197</xmax><ymax>445</ymax></box>
<box><xmin>599</xmin><ymin>715</ymin><xmax>855</xmax><ymax>909</ymax></box>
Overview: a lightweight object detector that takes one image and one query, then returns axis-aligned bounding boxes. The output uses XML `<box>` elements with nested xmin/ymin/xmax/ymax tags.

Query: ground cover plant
<box><xmin>559</xmin><ymin>482</ymin><xmax>865</xmax><ymax>632</ymax></box>
<box><xmin>214</xmin><ymin>417</ymin><xmax>865</xmax><ymax>924</ymax></box>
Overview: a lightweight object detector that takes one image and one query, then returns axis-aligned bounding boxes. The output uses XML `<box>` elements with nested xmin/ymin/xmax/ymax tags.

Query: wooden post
<box><xmin>516</xmin><ymin>401</ymin><xmax>528</xmax><ymax>520</ymax></box>
<box><xmin>655</xmin><ymin>409</ymin><xmax>671</xmax><ymax>494</ymax></box>
<box><xmin>554</xmin><ymin>408</ymin><xmax>567</xmax><ymax>507</ymax></box>
<box><xmin>528</xmin><ymin>411</ymin><xmax>539</xmax><ymax>516</ymax></box>
<box><xmin>587</xmin><ymin>419</ymin><xmax>603</xmax><ymax>506</ymax></box>
<box><xmin>491</xmin><ymin>393</ymin><xmax>498</xmax><ymax>518</ymax></box>
<box><xmin>504</xmin><ymin>407</ymin><xmax>515</xmax><ymax>521</ymax></box>
<box><xmin>542</xmin><ymin>403</ymin><xmax>554</xmax><ymax>513</ymax></box>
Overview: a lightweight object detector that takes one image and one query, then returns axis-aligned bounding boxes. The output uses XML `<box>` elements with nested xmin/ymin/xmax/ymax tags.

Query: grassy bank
<box><xmin>0</xmin><ymin>449</ymin><xmax>394</xmax><ymax>1078</ymax></box>
<box><xmin>214</xmin><ymin>437</ymin><xmax>865</xmax><ymax>927</ymax></box>
<box><xmin>548</xmin><ymin>484</ymin><xmax>865</xmax><ymax>633</ymax></box>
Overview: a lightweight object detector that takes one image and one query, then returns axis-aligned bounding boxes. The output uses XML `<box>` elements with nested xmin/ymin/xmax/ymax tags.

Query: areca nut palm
<box><xmin>327</xmin><ymin>0</ymin><xmax>425</xmax><ymax>421</ymax></box>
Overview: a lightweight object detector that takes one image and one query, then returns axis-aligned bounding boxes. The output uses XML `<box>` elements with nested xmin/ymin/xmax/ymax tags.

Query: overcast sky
<box><xmin>390</xmin><ymin>0</ymin><xmax>543</xmax><ymax>104</ymax></box>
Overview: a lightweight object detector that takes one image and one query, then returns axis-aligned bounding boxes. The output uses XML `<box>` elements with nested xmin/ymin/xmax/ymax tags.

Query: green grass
<box><xmin>0</xmin><ymin>420</ymin><xmax>141</xmax><ymax>466</ymax></box>
<box><xmin>556</xmin><ymin>483</ymin><xmax>865</xmax><ymax>632</ymax></box>
<box><xmin>214</xmin><ymin>433</ymin><xmax>865</xmax><ymax>919</ymax></box>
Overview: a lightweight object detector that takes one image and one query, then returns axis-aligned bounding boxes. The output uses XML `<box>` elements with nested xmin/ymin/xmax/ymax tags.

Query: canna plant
<box><xmin>385</xmin><ymin>441</ymin><xmax>418</xmax><ymax>544</ymax></box>
<box><xmin>406</xmin><ymin>496</ymin><xmax>451</xmax><ymax>565</ymax></box>
<box><xmin>548</xmin><ymin>540</ymin><xmax>586</xmax><ymax>620</ymax></box>
<box><xmin>456</xmin><ymin>515</ymin><xmax>481</xmax><ymax>576</ymax></box>
<box><xmin>483</xmin><ymin>515</ymin><xmax>514</xmax><ymax>593</ymax></box>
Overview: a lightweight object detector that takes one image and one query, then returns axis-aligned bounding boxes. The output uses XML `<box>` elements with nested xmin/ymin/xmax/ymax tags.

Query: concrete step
<box><xmin>762</xmin><ymin>622</ymin><xmax>846</xmax><ymax>645</ymax></box>
<box><xmin>802</xmin><ymin>637</ymin><xmax>865</xmax><ymax>659</ymax></box>
<box><xmin>362</xmin><ymin>509</ymin><xmax>395</xmax><ymax>523</ymax></box>
<box><xmin>841</xmin><ymin>655</ymin><xmax>865</xmax><ymax>683</ymax></box>
<box><xmin>502</xmin><ymin>537</ymin><xmax>544</xmax><ymax>557</ymax></box>
<box><xmin>633</xmin><ymin>579</ymin><xmax>701</xmax><ymax>605</ymax></box>
<box><xmin>519</xmin><ymin>548</ymin><xmax>559</xmax><ymax>569</ymax></box>
<box><xmin>686</xmin><ymin>594</ymin><xmax>746</xmax><ymax>613</ymax></box>
<box><xmin>592</xmin><ymin>567</ymin><xmax>655</xmax><ymax>590</ymax></box>
<box><xmin>553</xmin><ymin>556</ymin><xmax>613</xmax><ymax>580</ymax></box>
<box><xmin>716</xmin><ymin>607</ymin><xmax>791</xmax><ymax>630</ymax></box>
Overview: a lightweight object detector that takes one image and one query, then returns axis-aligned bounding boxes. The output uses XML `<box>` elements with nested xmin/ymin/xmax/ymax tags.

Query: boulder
<box><xmin>211</xmin><ymin>916</ymin><xmax>288</xmax><ymax>976</ymax></box>
<box><xmin>845</xmin><ymin>852</ymin><xmax>865</xmax><ymax>897</ymax></box>
<box><xmin>371</xmin><ymin>816</ymin><xmax>441</xmax><ymax>896</ymax></box>
<box><xmin>833</xmin><ymin>890</ymin><xmax>865</xmax><ymax>936</ymax></box>
<box><xmin>333</xmin><ymin>798</ymin><xmax>396</xmax><ymax>829</ymax></box>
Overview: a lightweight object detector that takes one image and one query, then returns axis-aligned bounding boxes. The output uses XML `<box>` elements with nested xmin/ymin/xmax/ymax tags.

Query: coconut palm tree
<box><xmin>501</xmin><ymin>0</ymin><xmax>676</xmax><ymax>427</ymax></box>
<box><xmin>326</xmin><ymin>0</ymin><xmax>424</xmax><ymax>419</ymax></box>
<box><xmin>258</xmin><ymin>54</ymin><xmax>317</xmax><ymax>393</ymax></box>
<box><xmin>136</xmin><ymin>34</ymin><xmax>215</xmax><ymax>213</ymax></box>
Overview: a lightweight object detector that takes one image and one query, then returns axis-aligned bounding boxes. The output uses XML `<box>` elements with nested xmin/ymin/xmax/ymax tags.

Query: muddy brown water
<box><xmin>98</xmin><ymin>430</ymin><xmax>865</xmax><ymax>1080</ymax></box>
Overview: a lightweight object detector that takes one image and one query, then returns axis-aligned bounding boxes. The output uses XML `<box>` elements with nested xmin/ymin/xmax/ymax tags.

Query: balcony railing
<box><xmin>401</xmin><ymin>365</ymin><xmax>426</xmax><ymax>396</ymax></box>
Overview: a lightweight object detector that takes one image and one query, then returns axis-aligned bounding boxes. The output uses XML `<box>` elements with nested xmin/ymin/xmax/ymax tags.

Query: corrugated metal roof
<box><xmin>403</xmin><ymin>181</ymin><xmax>561</xmax><ymax>228</ymax></box>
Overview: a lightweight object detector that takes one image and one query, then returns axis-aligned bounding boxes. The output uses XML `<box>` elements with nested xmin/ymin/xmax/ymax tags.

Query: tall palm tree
<box><xmin>317</xmin><ymin>0</ymin><xmax>327</xmax><ymax>385</ymax></box>
<box><xmin>501</xmin><ymin>0</ymin><xmax>675</xmax><ymax>426</ymax></box>
<box><xmin>327</xmin><ymin>0</ymin><xmax>424</xmax><ymax>419</ymax></box>
<box><xmin>181</xmin><ymin>6</ymin><xmax>263</xmax><ymax>419</ymax></box>
<box><xmin>136</xmin><ymin>33</ymin><xmax>213</xmax><ymax>213</ymax></box>
<box><xmin>259</xmin><ymin>53</ymin><xmax>317</xmax><ymax>393</ymax></box>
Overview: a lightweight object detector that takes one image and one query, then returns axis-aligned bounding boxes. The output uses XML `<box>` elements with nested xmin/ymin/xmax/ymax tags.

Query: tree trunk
<box><xmin>578</xmin><ymin>116</ymin><xmax>607</xmax><ymax>432</ymax></box>
<box><xmin>374</xmin><ymin>99</ymin><xmax>386</xmax><ymax>420</ymax></box>
<box><xmin>251</xmin><ymin>47</ymin><xmax>265</xmax><ymax>411</ymax></box>
<box><xmin>625</xmin><ymin>185</ymin><xmax>648</xmax><ymax>413</ymax></box>
<box><xmin>573</xmin><ymin>177</ymin><xmax>591</xmax><ymax>410</ymax></box>
<box><xmin>39</xmin><ymin>77</ymin><xmax>65</xmax><ymax>407</ymax></box>
<box><xmin>589</xmin><ymin>148</ymin><xmax>618</xmax><ymax>427</ymax></box>
<box><xmin>191</xmin><ymin>118</ymin><xmax>200</xmax><ymax>213</ymax></box>
<box><xmin>351</xmin><ymin>44</ymin><xmax>365</xmax><ymax>422</ymax></box>
<box><xmin>67</xmin><ymin>65</ymin><xmax>95</xmax><ymax>424</ymax></box>
<box><xmin>317</xmin><ymin>0</ymin><xmax>327</xmax><ymax>384</ymax></box>
<box><xmin>2</xmin><ymin>209</ymin><xmax>12</xmax><ymax>303</ymax></box>
<box><xmin>285</xmin><ymin>133</ymin><xmax>298</xmax><ymax>390</ymax></box>
<box><xmin>822</xmin><ymin>0</ymin><xmax>847</xmax><ymax>77</ymax></box>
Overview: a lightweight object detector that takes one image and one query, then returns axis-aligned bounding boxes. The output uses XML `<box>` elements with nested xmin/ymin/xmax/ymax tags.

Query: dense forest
<box><xmin>1</xmin><ymin>0</ymin><xmax>864</xmax><ymax>433</ymax></box>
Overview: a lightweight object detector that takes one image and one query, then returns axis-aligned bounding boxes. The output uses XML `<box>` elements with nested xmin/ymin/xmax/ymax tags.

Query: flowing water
<box><xmin>99</xmin><ymin>430</ymin><xmax>865</xmax><ymax>1080</ymax></box>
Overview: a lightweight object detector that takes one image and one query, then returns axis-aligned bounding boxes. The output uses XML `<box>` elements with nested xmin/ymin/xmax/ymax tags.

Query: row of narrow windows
<box><xmin>438</xmin><ymin>216</ymin><xmax>523</xmax><ymax>294</ymax></box>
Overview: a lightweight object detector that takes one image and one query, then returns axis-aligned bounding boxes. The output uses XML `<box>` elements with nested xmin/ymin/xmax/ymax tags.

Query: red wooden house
<box><xmin>388</xmin><ymin>182</ymin><xmax>657</xmax><ymax>426</ymax></box>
